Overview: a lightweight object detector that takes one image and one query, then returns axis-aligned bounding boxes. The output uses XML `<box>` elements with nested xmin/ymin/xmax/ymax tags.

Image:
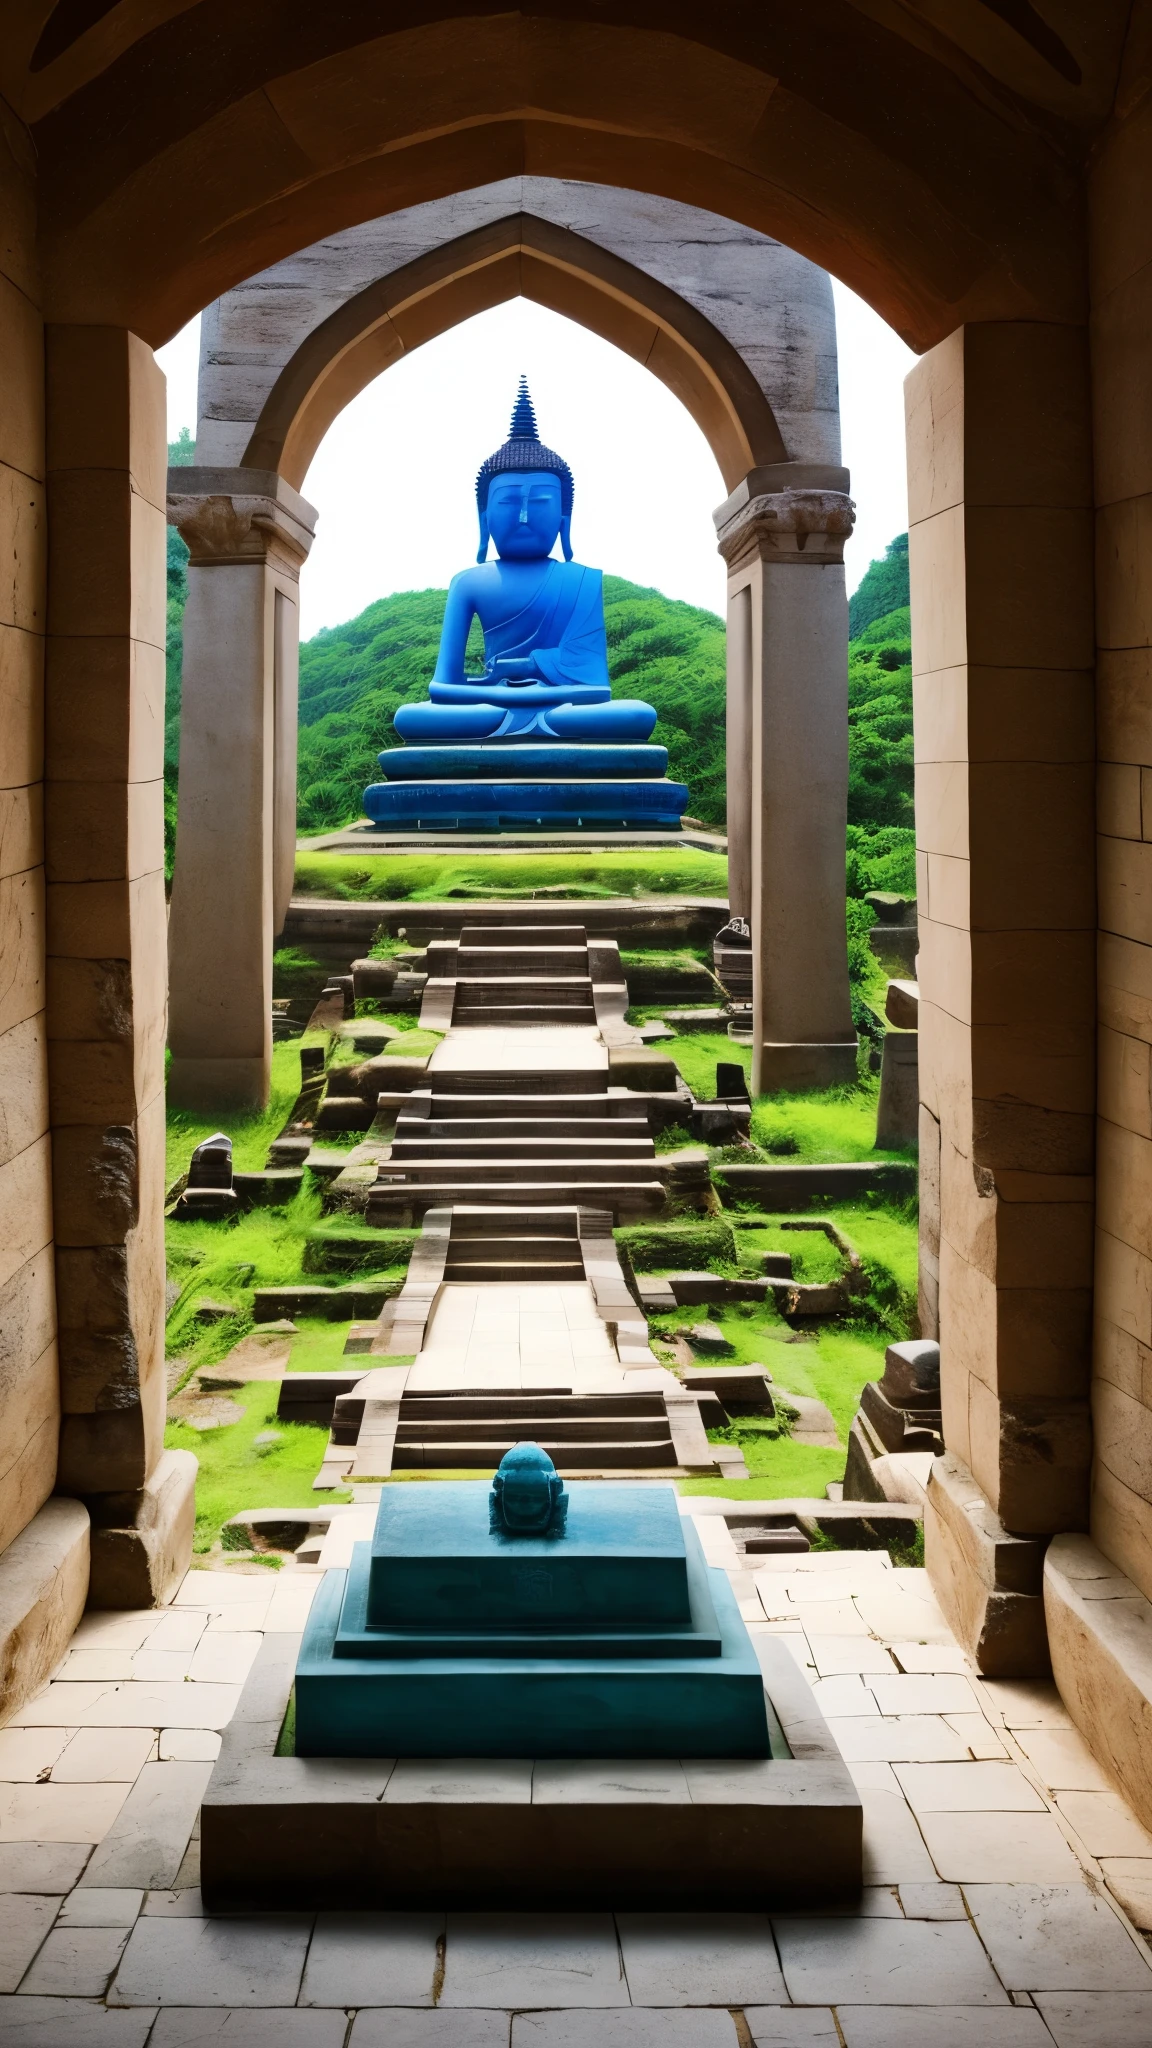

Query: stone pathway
<box><xmin>413</xmin><ymin>1281</ymin><xmax>619</xmax><ymax>1384</ymax></box>
<box><xmin>1</xmin><ymin>1543</ymin><xmax>1151</xmax><ymax>2042</ymax></box>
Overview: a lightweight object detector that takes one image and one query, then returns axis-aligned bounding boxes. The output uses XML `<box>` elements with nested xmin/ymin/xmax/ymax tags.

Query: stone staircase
<box><xmin>366</xmin><ymin>931</ymin><xmax>669</xmax><ymax>1220</ymax></box>
<box><xmin>391</xmin><ymin>1389</ymin><xmax>678</xmax><ymax>1470</ymax></box>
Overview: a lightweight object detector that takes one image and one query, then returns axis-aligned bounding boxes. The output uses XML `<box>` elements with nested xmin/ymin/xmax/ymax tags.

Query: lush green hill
<box><xmin>848</xmin><ymin>531</ymin><xmax>909</xmax><ymax>638</ymax></box>
<box><xmin>294</xmin><ymin>576</ymin><xmax>727</xmax><ymax>833</ymax></box>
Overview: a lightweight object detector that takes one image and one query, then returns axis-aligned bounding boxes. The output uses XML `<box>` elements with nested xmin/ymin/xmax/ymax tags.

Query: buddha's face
<box><xmin>486</xmin><ymin>472</ymin><xmax>563</xmax><ymax>561</ymax></box>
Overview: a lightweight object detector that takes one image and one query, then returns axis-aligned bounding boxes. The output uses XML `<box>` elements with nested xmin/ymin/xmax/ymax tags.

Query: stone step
<box><xmin>461</xmin><ymin>925</ymin><xmax>589</xmax><ymax>941</ymax></box>
<box><xmin>430</xmin><ymin>1071</ymin><xmax>608</xmax><ymax>1096</ymax></box>
<box><xmin>416</xmin><ymin>1093</ymin><xmax>620</xmax><ymax>1118</ymax></box>
<box><xmin>401</xmin><ymin>1394</ymin><xmax>669</xmax><ymax>1418</ymax></box>
<box><xmin>396</xmin><ymin>1418</ymin><xmax>671</xmax><ymax>1445</ymax></box>
<box><xmin>442</xmin><ymin>1231</ymin><xmax>583</xmax><ymax>1256</ymax></box>
<box><xmin>713</xmin><ymin>1160</ymin><xmax>919</xmax><ymax>1207</ymax></box>
<box><xmin>451</xmin><ymin>1005</ymin><xmax>598</xmax><ymax>1026</ymax></box>
<box><xmin>438</xmin><ymin>1253</ymin><xmax>582</xmax><ymax>1269</ymax></box>
<box><xmin>454</xmin><ymin>984</ymin><xmax>596</xmax><ymax>1005</ymax></box>
<box><xmin>447</xmin><ymin>1206</ymin><xmax>583</xmax><ymax>1235</ymax></box>
<box><xmin>390</xmin><ymin>1136</ymin><xmax>655</xmax><ymax>1161</ymax></box>
<box><xmin>397</xmin><ymin>1115</ymin><xmax>650</xmax><ymax>1140</ymax></box>
<box><xmin>456</xmin><ymin>949</ymin><xmax>590</xmax><ymax>972</ymax></box>
<box><xmin>375</xmin><ymin>1156</ymin><xmax>662</xmax><ymax>1184</ymax></box>
<box><xmin>367</xmin><ymin>1180</ymin><xmax>665</xmax><ymax>1220</ymax></box>
<box><xmin>392</xmin><ymin>1437</ymin><xmax>678</xmax><ymax>1469</ymax></box>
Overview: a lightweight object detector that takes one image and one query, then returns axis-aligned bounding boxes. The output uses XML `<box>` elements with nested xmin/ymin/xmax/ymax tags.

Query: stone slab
<box><xmin>108</xmin><ymin>1914</ymin><xmax>313</xmax><ymax>2006</ymax></box>
<box><xmin>964</xmin><ymin>1882</ymin><xmax>1152</xmax><ymax>1991</ymax></box>
<box><xmin>509</xmin><ymin>2013</ymin><xmax>738</xmax><ymax>2044</ymax></box>
<box><xmin>1045</xmin><ymin>1533</ymin><xmax>1152</xmax><ymax>1838</ymax></box>
<box><xmin>0</xmin><ymin>1498</ymin><xmax>90</xmax><ymax>1727</ymax></box>
<box><xmin>200</xmin><ymin>1632</ymin><xmax>862</xmax><ymax>1909</ymax></box>
<box><xmin>151</xmin><ymin>2018</ymin><xmax>346</xmax><ymax>2048</ymax></box>
<box><xmin>80</xmin><ymin>1762</ymin><xmax>214</xmax><ymax>1890</ymax></box>
<box><xmin>0</xmin><ymin>1998</ymin><xmax>156</xmax><ymax>2044</ymax></box>
<box><xmin>773</xmin><ymin>1916</ymin><xmax>1008</xmax><ymax>2004</ymax></box>
<box><xmin>0</xmin><ymin>1892</ymin><xmax>62</xmax><ymax>1990</ymax></box>
<box><xmin>88</xmin><ymin>1452</ymin><xmax>197</xmax><ymax>1611</ymax></box>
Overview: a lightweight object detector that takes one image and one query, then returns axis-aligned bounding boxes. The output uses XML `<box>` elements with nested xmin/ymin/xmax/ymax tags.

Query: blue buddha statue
<box><xmin>363</xmin><ymin>380</ymin><xmax>689</xmax><ymax>830</ymax></box>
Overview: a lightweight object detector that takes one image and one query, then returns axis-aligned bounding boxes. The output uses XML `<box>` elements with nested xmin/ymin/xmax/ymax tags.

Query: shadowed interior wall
<box><xmin>0</xmin><ymin>106</ymin><xmax>56</xmax><ymax>1557</ymax></box>
<box><xmin>1090</xmin><ymin>78</ymin><xmax>1152</xmax><ymax>1602</ymax></box>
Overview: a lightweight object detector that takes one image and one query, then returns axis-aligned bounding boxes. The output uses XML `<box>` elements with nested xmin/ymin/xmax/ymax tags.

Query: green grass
<box><xmin>733</xmin><ymin>1222</ymin><xmax>843</xmax><ymax>1284</ymax></box>
<box><xmin>750</xmin><ymin>1085</ymin><xmax>913</xmax><ymax>1164</ymax></box>
<box><xmin>165</xmin><ymin>1382</ymin><xmax>351</xmax><ymax>1551</ymax></box>
<box><xmin>651</xmin><ymin>1285</ymin><xmax>895</xmax><ymax>1503</ymax></box>
<box><xmin>164</xmin><ymin>1187</ymin><xmax>327</xmax><ymax>1375</ymax></box>
<box><xmin>165</xmin><ymin>1033</ymin><xmax>330</xmax><ymax>1187</ymax></box>
<box><xmin>293</xmin><ymin>848</ymin><xmax>728</xmax><ymax>902</ymax></box>
<box><xmin>663</xmin><ymin>1032</ymin><xmax>750</xmax><ymax>1100</ymax></box>
<box><xmin>679</xmin><ymin>1441</ymin><xmax>848</xmax><ymax>1502</ymax></box>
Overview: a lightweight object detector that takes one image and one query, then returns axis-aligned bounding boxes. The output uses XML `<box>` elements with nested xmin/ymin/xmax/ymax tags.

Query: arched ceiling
<box><xmin>2</xmin><ymin>2</ymin><xmax>1134</xmax><ymax>348</ymax></box>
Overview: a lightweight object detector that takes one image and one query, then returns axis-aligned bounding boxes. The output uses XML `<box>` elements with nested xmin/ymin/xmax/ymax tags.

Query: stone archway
<box><xmin>1</xmin><ymin>2</ymin><xmax>1130</xmax><ymax>1820</ymax></box>
<box><xmin>239</xmin><ymin>211</ymin><xmax>789</xmax><ymax>493</ymax></box>
<box><xmin>167</xmin><ymin>178</ymin><xmax>857</xmax><ymax>1115</ymax></box>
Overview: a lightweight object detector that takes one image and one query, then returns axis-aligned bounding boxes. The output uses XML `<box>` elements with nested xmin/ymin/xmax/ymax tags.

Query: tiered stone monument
<box><xmin>363</xmin><ymin>382</ymin><xmax>689</xmax><ymax>832</ymax></box>
<box><xmin>295</xmin><ymin>1445</ymin><xmax>772</xmax><ymax>1755</ymax></box>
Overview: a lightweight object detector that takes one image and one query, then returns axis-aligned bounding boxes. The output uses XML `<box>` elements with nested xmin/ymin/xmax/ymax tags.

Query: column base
<box><xmin>875</xmin><ymin>1031</ymin><xmax>918</xmax><ymax>1147</ymax></box>
<box><xmin>925</xmin><ymin>1453</ymin><xmax>1050</xmax><ymax>1677</ymax></box>
<box><xmin>0</xmin><ymin>1499</ymin><xmax>90</xmax><ymax>1722</ymax></box>
<box><xmin>167</xmin><ymin>1055</ymin><xmax>270</xmax><ymax>1114</ymax></box>
<box><xmin>87</xmin><ymin>1450</ymin><xmax>198</xmax><ymax>1609</ymax></box>
<box><xmin>1046</xmin><ymin>1534</ymin><xmax>1152</xmax><ymax>1835</ymax></box>
<box><xmin>753</xmin><ymin>1040</ymin><xmax>858</xmax><ymax>1093</ymax></box>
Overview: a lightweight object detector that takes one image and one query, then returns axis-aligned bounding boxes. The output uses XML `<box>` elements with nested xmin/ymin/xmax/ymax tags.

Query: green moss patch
<box><xmin>616</xmin><ymin>1218</ymin><xmax>737</xmax><ymax>1271</ymax></box>
<box><xmin>302</xmin><ymin>1223</ymin><xmax>418</xmax><ymax>1273</ymax></box>
<box><xmin>164</xmin><ymin>1381</ymin><xmax>350</xmax><ymax>1551</ymax></box>
<box><xmin>293</xmin><ymin>847</ymin><xmax>727</xmax><ymax>903</ymax></box>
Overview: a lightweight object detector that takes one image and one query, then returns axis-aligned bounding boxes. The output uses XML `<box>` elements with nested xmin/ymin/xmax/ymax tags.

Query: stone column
<box><xmin>166</xmin><ymin>470</ymin><xmax>316</xmax><ymax>1112</ymax></box>
<box><xmin>715</xmin><ymin>464</ymin><xmax>858</xmax><ymax>1093</ymax></box>
<box><xmin>907</xmin><ymin>324</ymin><xmax>1095</xmax><ymax>1671</ymax></box>
<box><xmin>45</xmin><ymin>326</ymin><xmax>195</xmax><ymax>1603</ymax></box>
<box><xmin>725</xmin><ymin>584</ymin><xmax>753</xmax><ymax>921</ymax></box>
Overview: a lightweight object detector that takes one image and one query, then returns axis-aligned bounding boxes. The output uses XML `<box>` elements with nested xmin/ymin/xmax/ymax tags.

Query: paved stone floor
<box><xmin>414</xmin><ymin>1282</ymin><xmax>618</xmax><ymax>1385</ymax></box>
<box><xmin>2</xmin><ymin>1540</ymin><xmax>1152</xmax><ymax>2044</ymax></box>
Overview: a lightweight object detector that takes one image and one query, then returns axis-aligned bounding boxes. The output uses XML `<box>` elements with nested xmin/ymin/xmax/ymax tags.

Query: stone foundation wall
<box><xmin>1090</xmin><ymin>84</ymin><xmax>1152</xmax><ymax>1603</ymax></box>
<box><xmin>0</xmin><ymin>102</ymin><xmax>59</xmax><ymax>1564</ymax></box>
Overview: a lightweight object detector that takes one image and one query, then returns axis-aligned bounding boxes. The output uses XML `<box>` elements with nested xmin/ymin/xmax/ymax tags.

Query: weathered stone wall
<box><xmin>0</xmin><ymin>101</ymin><xmax>57</xmax><ymax>1559</ymax></box>
<box><xmin>1090</xmin><ymin>77</ymin><xmax>1152</xmax><ymax>1602</ymax></box>
<box><xmin>193</xmin><ymin>180</ymin><xmax>840</xmax><ymax>472</ymax></box>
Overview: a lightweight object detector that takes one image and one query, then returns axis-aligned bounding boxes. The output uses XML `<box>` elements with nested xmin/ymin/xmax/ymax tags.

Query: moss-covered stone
<box><xmin>615</xmin><ymin>1218</ymin><xmax>737</xmax><ymax>1272</ymax></box>
<box><xmin>303</xmin><ymin>1225</ymin><xmax>418</xmax><ymax>1274</ymax></box>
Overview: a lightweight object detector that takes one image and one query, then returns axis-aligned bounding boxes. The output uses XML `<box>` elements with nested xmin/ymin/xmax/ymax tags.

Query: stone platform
<box><xmin>4</xmin><ymin>1544</ymin><xmax>1152</xmax><ymax>2033</ymax></box>
<box><xmin>303</xmin><ymin>823</ymin><xmax>726</xmax><ymax>853</ymax></box>
<box><xmin>200</xmin><ymin>1628</ymin><xmax>861</xmax><ymax>1910</ymax></box>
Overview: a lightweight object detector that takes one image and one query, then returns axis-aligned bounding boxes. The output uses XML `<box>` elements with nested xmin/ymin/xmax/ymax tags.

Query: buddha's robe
<box><xmin>394</xmin><ymin>561</ymin><xmax>656</xmax><ymax>744</ymax></box>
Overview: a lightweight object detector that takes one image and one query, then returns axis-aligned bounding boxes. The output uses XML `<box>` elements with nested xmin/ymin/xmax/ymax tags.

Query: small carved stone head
<box><xmin>490</xmin><ymin>1443</ymin><xmax>569</xmax><ymax>1537</ymax></box>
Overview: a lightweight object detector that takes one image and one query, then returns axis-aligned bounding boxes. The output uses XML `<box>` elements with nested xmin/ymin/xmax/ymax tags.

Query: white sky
<box><xmin>157</xmin><ymin>279</ymin><xmax>915</xmax><ymax>641</ymax></box>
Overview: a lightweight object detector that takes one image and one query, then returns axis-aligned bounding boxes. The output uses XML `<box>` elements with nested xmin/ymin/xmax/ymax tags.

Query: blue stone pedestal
<box><xmin>294</xmin><ymin>1483</ymin><xmax>774</xmax><ymax>1759</ymax></box>
<box><xmin>198</xmin><ymin>1465</ymin><xmax>862</xmax><ymax>1909</ymax></box>
<box><xmin>362</xmin><ymin>776</ymin><xmax>689</xmax><ymax>833</ymax></box>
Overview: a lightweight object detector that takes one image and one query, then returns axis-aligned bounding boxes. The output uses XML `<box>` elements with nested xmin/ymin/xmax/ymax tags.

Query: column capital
<box><xmin>715</xmin><ymin>478</ymin><xmax>856</xmax><ymax>569</ymax></box>
<box><xmin>166</xmin><ymin>466</ymin><xmax>317</xmax><ymax>574</ymax></box>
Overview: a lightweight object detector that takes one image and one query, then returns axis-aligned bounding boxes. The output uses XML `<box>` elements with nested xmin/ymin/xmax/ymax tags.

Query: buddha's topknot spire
<box><xmin>476</xmin><ymin>378</ymin><xmax>573</xmax><ymax>517</ymax></box>
<box><xmin>508</xmin><ymin>376</ymin><xmax>539</xmax><ymax>442</ymax></box>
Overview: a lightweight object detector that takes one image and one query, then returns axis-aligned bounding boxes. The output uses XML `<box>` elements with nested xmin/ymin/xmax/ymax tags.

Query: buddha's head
<box><xmin>489</xmin><ymin>1442</ymin><xmax>569</xmax><ymax>1536</ymax></box>
<box><xmin>476</xmin><ymin>378</ymin><xmax>574</xmax><ymax>564</ymax></box>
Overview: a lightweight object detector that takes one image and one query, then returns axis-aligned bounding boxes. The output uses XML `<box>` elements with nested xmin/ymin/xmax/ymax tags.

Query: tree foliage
<box><xmin>848</xmin><ymin>531</ymin><xmax>909</xmax><ymax>638</ymax></box>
